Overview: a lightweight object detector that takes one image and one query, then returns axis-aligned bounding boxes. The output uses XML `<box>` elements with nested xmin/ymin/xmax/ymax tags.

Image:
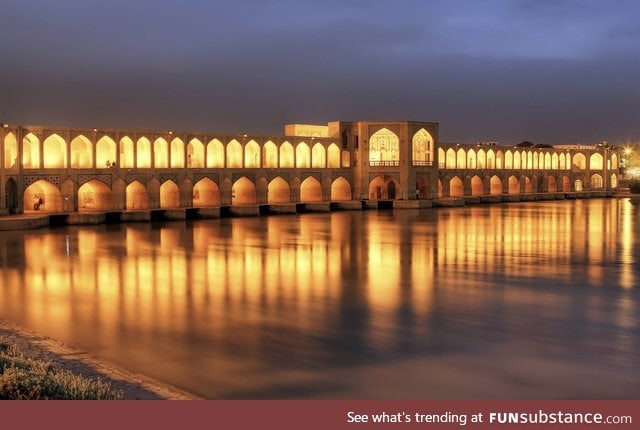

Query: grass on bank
<box><xmin>0</xmin><ymin>339</ymin><xmax>123</xmax><ymax>400</ymax></box>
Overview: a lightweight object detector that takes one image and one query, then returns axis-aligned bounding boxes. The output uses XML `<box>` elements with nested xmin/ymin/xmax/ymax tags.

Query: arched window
<box><xmin>412</xmin><ymin>128</ymin><xmax>433</xmax><ymax>165</ymax></box>
<box><xmin>369</xmin><ymin>128</ymin><xmax>399</xmax><ymax>166</ymax></box>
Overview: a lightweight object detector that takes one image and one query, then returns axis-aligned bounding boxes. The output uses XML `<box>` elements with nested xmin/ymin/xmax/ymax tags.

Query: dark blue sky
<box><xmin>1</xmin><ymin>0</ymin><xmax>638</xmax><ymax>144</ymax></box>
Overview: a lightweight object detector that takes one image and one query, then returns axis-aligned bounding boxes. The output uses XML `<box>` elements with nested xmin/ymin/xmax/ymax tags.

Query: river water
<box><xmin>0</xmin><ymin>199</ymin><xmax>638</xmax><ymax>399</ymax></box>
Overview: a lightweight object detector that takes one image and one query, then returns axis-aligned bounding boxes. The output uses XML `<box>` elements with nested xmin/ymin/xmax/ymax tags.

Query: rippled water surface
<box><xmin>1</xmin><ymin>199</ymin><xmax>638</xmax><ymax>398</ymax></box>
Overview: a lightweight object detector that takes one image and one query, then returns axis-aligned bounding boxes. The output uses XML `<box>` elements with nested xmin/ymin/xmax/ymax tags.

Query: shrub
<box><xmin>0</xmin><ymin>338</ymin><xmax>123</xmax><ymax>400</ymax></box>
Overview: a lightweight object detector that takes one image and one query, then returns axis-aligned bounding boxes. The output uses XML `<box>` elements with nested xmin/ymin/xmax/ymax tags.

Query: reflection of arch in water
<box><xmin>24</xmin><ymin>180</ymin><xmax>62</xmax><ymax>212</ymax></box>
<box><xmin>78</xmin><ymin>179</ymin><xmax>113</xmax><ymax>210</ymax></box>
<box><xmin>330</xmin><ymin>176</ymin><xmax>351</xmax><ymax>201</ymax></box>
<box><xmin>193</xmin><ymin>178</ymin><xmax>220</xmax><ymax>207</ymax></box>
<box><xmin>369</xmin><ymin>174</ymin><xmax>400</xmax><ymax>200</ymax></box>
<box><xmin>267</xmin><ymin>176</ymin><xmax>290</xmax><ymax>203</ymax></box>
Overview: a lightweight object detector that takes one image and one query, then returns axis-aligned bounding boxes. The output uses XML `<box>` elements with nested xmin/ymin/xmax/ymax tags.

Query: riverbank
<box><xmin>0</xmin><ymin>319</ymin><xmax>199</xmax><ymax>400</ymax></box>
<box><xmin>0</xmin><ymin>190</ymin><xmax>616</xmax><ymax>231</ymax></box>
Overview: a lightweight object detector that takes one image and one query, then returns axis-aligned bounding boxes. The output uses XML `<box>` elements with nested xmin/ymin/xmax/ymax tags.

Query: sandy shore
<box><xmin>0</xmin><ymin>319</ymin><xmax>200</xmax><ymax>400</ymax></box>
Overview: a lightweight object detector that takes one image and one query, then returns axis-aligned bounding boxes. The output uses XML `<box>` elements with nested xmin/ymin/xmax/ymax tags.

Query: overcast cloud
<box><xmin>1</xmin><ymin>0</ymin><xmax>638</xmax><ymax>144</ymax></box>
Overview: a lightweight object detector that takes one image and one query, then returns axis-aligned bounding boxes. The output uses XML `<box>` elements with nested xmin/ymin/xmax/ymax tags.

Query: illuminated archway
<box><xmin>43</xmin><ymin>134</ymin><xmax>67</xmax><ymax>168</ymax></box>
<box><xmin>312</xmin><ymin>142</ymin><xmax>326</xmax><ymax>168</ymax></box>
<box><xmin>187</xmin><ymin>138</ymin><xmax>204</xmax><ymax>168</ymax></box>
<box><xmin>552</xmin><ymin>153</ymin><xmax>559</xmax><ymax>169</ymax></box>
<box><xmin>207</xmin><ymin>139</ymin><xmax>224</xmax><ymax>168</ymax></box>
<box><xmin>296</xmin><ymin>142</ymin><xmax>310</xmax><ymax>168</ymax></box>
<box><xmin>559</xmin><ymin>153</ymin><xmax>566</xmax><ymax>170</ymax></box>
<box><xmin>573</xmin><ymin>153</ymin><xmax>586</xmax><ymax>170</ymax></box>
<box><xmin>590</xmin><ymin>153</ymin><xmax>603</xmax><ymax>170</ymax></box>
<box><xmin>438</xmin><ymin>148</ymin><xmax>446</xmax><ymax>168</ymax></box>
<box><xmin>232</xmin><ymin>177</ymin><xmax>256</xmax><ymax>205</ymax></box>
<box><xmin>368</xmin><ymin>175</ymin><xmax>400</xmax><ymax>200</ymax></box>
<box><xmin>22</xmin><ymin>133</ymin><xmax>40</xmax><ymax>169</ymax></box>
<box><xmin>533</xmin><ymin>152</ymin><xmax>539</xmax><ymax>170</ymax></box>
<box><xmin>575</xmin><ymin>179</ymin><xmax>583</xmax><ymax>192</ymax></box>
<box><xmin>450</xmin><ymin>177</ymin><xmax>463</xmax><ymax>197</ymax></box>
<box><xmin>119</xmin><ymin>136</ymin><xmax>134</xmax><ymax>168</ymax></box>
<box><xmin>71</xmin><ymin>135</ymin><xmax>93</xmax><ymax>168</ymax></box>
<box><xmin>327</xmin><ymin>143</ymin><xmax>340</xmax><ymax>168</ymax></box>
<box><xmin>126</xmin><ymin>180</ymin><xmax>148</xmax><ymax>209</ymax></box>
<box><xmin>227</xmin><ymin>139</ymin><xmax>242</xmax><ymax>168</ymax></box>
<box><xmin>4</xmin><ymin>132</ymin><xmax>18</xmax><ymax>169</ymax></box>
<box><xmin>611</xmin><ymin>173</ymin><xmax>618</xmax><ymax>188</ymax></box>
<box><xmin>496</xmin><ymin>150</ymin><xmax>504</xmax><ymax>169</ymax></box>
<box><xmin>526</xmin><ymin>152</ymin><xmax>533</xmax><ymax>169</ymax></box>
<box><xmin>280</xmin><ymin>142</ymin><xmax>294</xmax><ymax>168</ymax></box>
<box><xmin>4</xmin><ymin>178</ymin><xmax>18</xmax><ymax>213</ymax></box>
<box><xmin>412</xmin><ymin>128</ymin><xmax>433</xmax><ymax>165</ymax></box>
<box><xmin>331</xmin><ymin>177</ymin><xmax>352</xmax><ymax>201</ymax></box>
<box><xmin>137</xmin><ymin>137</ymin><xmax>151</xmax><ymax>168</ymax></box>
<box><xmin>524</xmin><ymin>176</ymin><xmax>532</xmax><ymax>193</ymax></box>
<box><xmin>369</xmin><ymin>128</ymin><xmax>399</xmax><ymax>165</ymax></box>
<box><xmin>477</xmin><ymin>149</ymin><xmax>486</xmax><ymax>169</ymax></box>
<box><xmin>490</xmin><ymin>175</ymin><xmax>502</xmax><ymax>195</ymax></box>
<box><xmin>263</xmin><ymin>141</ymin><xmax>278</xmax><ymax>168</ymax></box>
<box><xmin>160</xmin><ymin>180</ymin><xmax>180</xmax><ymax>208</ymax></box>
<box><xmin>547</xmin><ymin>176</ymin><xmax>557</xmax><ymax>192</ymax></box>
<box><xmin>78</xmin><ymin>179</ymin><xmax>112</xmax><ymax>210</ymax></box>
<box><xmin>513</xmin><ymin>151</ymin><xmax>521</xmax><ymax>169</ymax></box>
<box><xmin>544</xmin><ymin>153</ymin><xmax>551</xmax><ymax>169</ymax></box>
<box><xmin>487</xmin><ymin>150</ymin><xmax>495</xmax><ymax>169</ymax></box>
<box><xmin>244</xmin><ymin>140</ymin><xmax>260</xmax><ymax>168</ymax></box>
<box><xmin>505</xmin><ymin>151</ymin><xmax>513</xmax><ymax>169</ymax></box>
<box><xmin>24</xmin><ymin>180</ymin><xmax>61</xmax><ymax>213</ymax></box>
<box><xmin>471</xmin><ymin>175</ymin><xmax>483</xmax><ymax>196</ymax></box>
<box><xmin>467</xmin><ymin>149</ymin><xmax>477</xmax><ymax>169</ymax></box>
<box><xmin>562</xmin><ymin>176</ymin><xmax>570</xmax><ymax>192</ymax></box>
<box><xmin>611</xmin><ymin>153</ymin><xmax>618</xmax><ymax>170</ymax></box>
<box><xmin>267</xmin><ymin>177</ymin><xmax>290</xmax><ymax>203</ymax></box>
<box><xmin>300</xmin><ymin>176</ymin><xmax>322</xmax><ymax>201</ymax></box>
<box><xmin>590</xmin><ymin>174</ymin><xmax>603</xmax><ymax>190</ymax></box>
<box><xmin>508</xmin><ymin>176</ymin><xmax>519</xmax><ymax>194</ymax></box>
<box><xmin>154</xmin><ymin>138</ymin><xmax>169</xmax><ymax>168</ymax></box>
<box><xmin>445</xmin><ymin>148</ymin><xmax>456</xmax><ymax>169</ymax></box>
<box><xmin>456</xmin><ymin>148</ymin><xmax>466</xmax><ymax>169</ymax></box>
<box><xmin>171</xmin><ymin>138</ymin><xmax>185</xmax><ymax>168</ymax></box>
<box><xmin>96</xmin><ymin>136</ymin><xmax>116</xmax><ymax>168</ymax></box>
<box><xmin>193</xmin><ymin>178</ymin><xmax>220</xmax><ymax>207</ymax></box>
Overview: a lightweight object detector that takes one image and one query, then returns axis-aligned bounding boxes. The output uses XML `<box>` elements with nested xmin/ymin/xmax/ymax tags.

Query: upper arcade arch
<box><xmin>187</xmin><ymin>138</ymin><xmax>204</xmax><ymax>168</ymax></box>
<box><xmin>71</xmin><ymin>135</ymin><xmax>93</xmax><ymax>168</ymax></box>
<box><xmin>43</xmin><ymin>134</ymin><xmax>67</xmax><ymax>168</ymax></box>
<box><xmin>369</xmin><ymin>128</ymin><xmax>399</xmax><ymax>165</ymax></box>
<box><xmin>412</xmin><ymin>128</ymin><xmax>433</xmax><ymax>165</ymax></box>
<box><xmin>96</xmin><ymin>136</ymin><xmax>116</xmax><ymax>168</ymax></box>
<box><xmin>3</xmin><ymin>132</ymin><xmax>18</xmax><ymax>169</ymax></box>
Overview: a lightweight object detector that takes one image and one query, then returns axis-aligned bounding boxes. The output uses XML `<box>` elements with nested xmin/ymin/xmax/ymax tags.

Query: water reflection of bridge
<box><xmin>0</xmin><ymin>120</ymin><xmax>618</xmax><ymax>216</ymax></box>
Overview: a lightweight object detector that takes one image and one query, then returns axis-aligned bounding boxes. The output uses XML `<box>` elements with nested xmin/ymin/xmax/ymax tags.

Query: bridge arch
<box><xmin>280</xmin><ymin>141</ymin><xmax>294</xmax><ymax>168</ymax></box>
<box><xmin>207</xmin><ymin>139</ymin><xmax>224</xmax><ymax>168</ymax></box>
<box><xmin>119</xmin><ymin>136</ymin><xmax>134</xmax><ymax>168</ymax></box>
<box><xmin>573</xmin><ymin>153</ymin><xmax>586</xmax><ymax>170</ymax></box>
<box><xmin>412</xmin><ymin>128</ymin><xmax>433</xmax><ymax>164</ymax></box>
<box><xmin>137</xmin><ymin>137</ymin><xmax>152</xmax><ymax>168</ymax></box>
<box><xmin>23</xmin><ymin>133</ymin><xmax>40</xmax><ymax>168</ymax></box>
<box><xmin>590</xmin><ymin>153</ymin><xmax>604</xmax><ymax>170</ymax></box>
<box><xmin>227</xmin><ymin>139</ymin><xmax>242</xmax><ymax>168</ymax></box>
<box><xmin>171</xmin><ymin>138</ymin><xmax>185</xmax><ymax>168</ymax></box>
<box><xmin>370</xmin><ymin>128</ymin><xmax>399</xmax><ymax>164</ymax></box>
<box><xmin>187</xmin><ymin>138</ymin><xmax>204</xmax><ymax>168</ymax></box>
<box><xmin>43</xmin><ymin>134</ymin><xmax>67</xmax><ymax>168</ymax></box>
<box><xmin>232</xmin><ymin>176</ymin><xmax>256</xmax><ymax>205</ymax></box>
<box><xmin>4</xmin><ymin>132</ymin><xmax>18</xmax><ymax>169</ymax></box>
<box><xmin>513</xmin><ymin>151</ymin><xmax>521</xmax><ymax>169</ymax></box>
<box><xmin>456</xmin><ymin>148</ymin><xmax>466</xmax><ymax>169</ymax></box>
<box><xmin>312</xmin><ymin>142</ymin><xmax>326</xmax><ymax>168</ymax></box>
<box><xmin>78</xmin><ymin>179</ymin><xmax>112</xmax><ymax>210</ymax></box>
<box><xmin>445</xmin><ymin>148</ymin><xmax>456</xmax><ymax>169</ymax></box>
<box><xmin>296</xmin><ymin>142</ymin><xmax>311</xmax><ymax>168</ymax></box>
<box><xmin>369</xmin><ymin>174</ymin><xmax>400</xmax><ymax>200</ymax></box>
<box><xmin>546</xmin><ymin>175</ymin><xmax>557</xmax><ymax>192</ymax></box>
<box><xmin>126</xmin><ymin>180</ymin><xmax>148</xmax><ymax>209</ymax></box>
<box><xmin>562</xmin><ymin>175</ymin><xmax>570</xmax><ymax>192</ymax></box>
<box><xmin>487</xmin><ymin>149</ymin><xmax>495</xmax><ymax>169</ymax></box>
<box><xmin>590</xmin><ymin>173</ymin><xmax>603</xmax><ymax>190</ymax></box>
<box><xmin>153</xmin><ymin>138</ymin><xmax>169</xmax><ymax>168</ymax></box>
<box><xmin>327</xmin><ymin>143</ymin><xmax>340</xmax><ymax>168</ymax></box>
<box><xmin>96</xmin><ymin>136</ymin><xmax>116</xmax><ymax>168</ymax></box>
<box><xmin>331</xmin><ymin>176</ymin><xmax>352</xmax><ymax>201</ymax></box>
<box><xmin>300</xmin><ymin>176</ymin><xmax>323</xmax><ymax>201</ymax></box>
<box><xmin>71</xmin><ymin>135</ymin><xmax>93</xmax><ymax>168</ymax></box>
<box><xmin>611</xmin><ymin>173</ymin><xmax>618</xmax><ymax>188</ymax></box>
<box><xmin>193</xmin><ymin>177</ymin><xmax>220</xmax><ymax>207</ymax></box>
<box><xmin>470</xmin><ymin>175</ymin><xmax>483</xmax><ymax>196</ymax></box>
<box><xmin>160</xmin><ymin>180</ymin><xmax>180</xmax><ymax>208</ymax></box>
<box><xmin>24</xmin><ymin>179</ymin><xmax>62</xmax><ymax>212</ymax></box>
<box><xmin>449</xmin><ymin>176</ymin><xmax>463</xmax><ymax>197</ymax></box>
<box><xmin>245</xmin><ymin>140</ymin><xmax>260</xmax><ymax>168</ymax></box>
<box><xmin>267</xmin><ymin>176</ymin><xmax>290</xmax><ymax>203</ymax></box>
<box><xmin>496</xmin><ymin>150</ymin><xmax>504</xmax><ymax>169</ymax></box>
<box><xmin>489</xmin><ymin>175</ymin><xmax>502</xmax><ymax>195</ymax></box>
<box><xmin>263</xmin><ymin>141</ymin><xmax>278</xmax><ymax>168</ymax></box>
<box><xmin>508</xmin><ymin>176</ymin><xmax>519</xmax><ymax>194</ymax></box>
<box><xmin>552</xmin><ymin>153</ymin><xmax>559</xmax><ymax>169</ymax></box>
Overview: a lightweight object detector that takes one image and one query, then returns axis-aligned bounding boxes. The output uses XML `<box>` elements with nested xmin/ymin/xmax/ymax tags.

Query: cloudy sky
<box><xmin>1</xmin><ymin>0</ymin><xmax>638</xmax><ymax>144</ymax></box>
